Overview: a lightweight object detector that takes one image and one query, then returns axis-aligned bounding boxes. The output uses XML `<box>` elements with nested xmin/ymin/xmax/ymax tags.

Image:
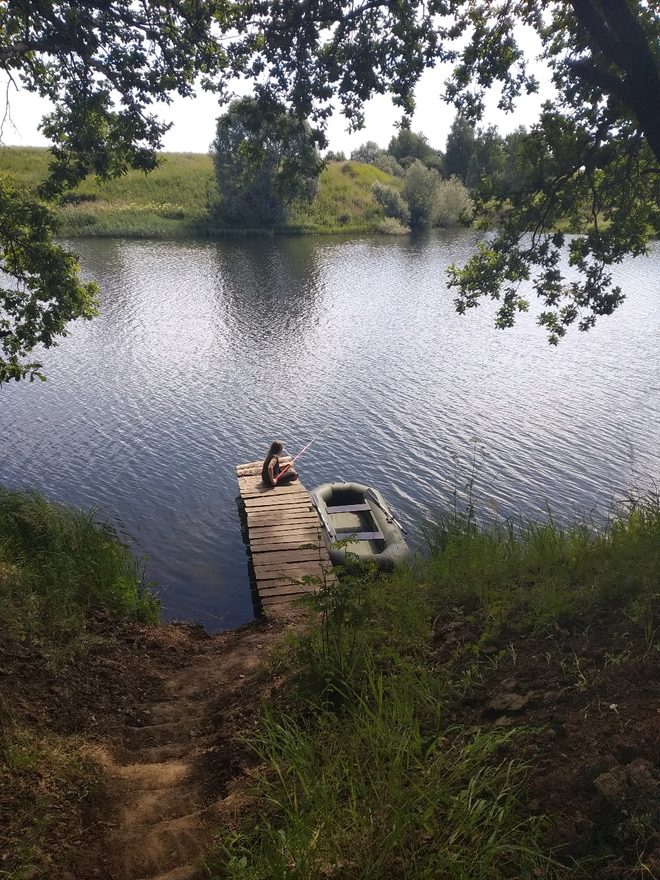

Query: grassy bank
<box><xmin>0</xmin><ymin>146</ymin><xmax>397</xmax><ymax>237</ymax></box>
<box><xmin>0</xmin><ymin>487</ymin><xmax>159</xmax><ymax>876</ymax></box>
<box><xmin>209</xmin><ymin>498</ymin><xmax>660</xmax><ymax>879</ymax></box>
<box><xmin>0</xmin><ymin>486</ymin><xmax>158</xmax><ymax>646</ymax></box>
<box><xmin>1</xmin><ymin>483</ymin><xmax>657</xmax><ymax>878</ymax></box>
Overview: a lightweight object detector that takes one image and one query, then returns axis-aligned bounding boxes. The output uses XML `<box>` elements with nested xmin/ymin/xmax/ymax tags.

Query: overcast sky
<box><xmin>1</xmin><ymin>28</ymin><xmax>554</xmax><ymax>156</ymax></box>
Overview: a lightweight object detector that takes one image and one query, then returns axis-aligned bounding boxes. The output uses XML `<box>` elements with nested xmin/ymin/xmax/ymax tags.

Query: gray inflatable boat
<box><xmin>309</xmin><ymin>482</ymin><xmax>410</xmax><ymax>569</ymax></box>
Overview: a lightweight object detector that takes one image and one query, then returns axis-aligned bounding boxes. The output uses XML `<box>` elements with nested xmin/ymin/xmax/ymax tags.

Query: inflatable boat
<box><xmin>309</xmin><ymin>482</ymin><xmax>410</xmax><ymax>569</ymax></box>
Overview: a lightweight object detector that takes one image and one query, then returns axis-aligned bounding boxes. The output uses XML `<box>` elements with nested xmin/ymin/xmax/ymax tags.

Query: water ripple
<box><xmin>1</xmin><ymin>233</ymin><xmax>658</xmax><ymax>630</ymax></box>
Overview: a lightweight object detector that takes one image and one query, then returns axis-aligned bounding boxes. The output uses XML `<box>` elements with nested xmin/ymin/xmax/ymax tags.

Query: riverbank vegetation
<box><xmin>0</xmin><ymin>144</ymin><xmax>471</xmax><ymax>238</ymax></box>
<box><xmin>207</xmin><ymin>494</ymin><xmax>660</xmax><ymax>879</ymax></box>
<box><xmin>0</xmin><ymin>486</ymin><xmax>158</xmax><ymax>647</ymax></box>
<box><xmin>1</xmin><ymin>487</ymin><xmax>658</xmax><ymax>877</ymax></box>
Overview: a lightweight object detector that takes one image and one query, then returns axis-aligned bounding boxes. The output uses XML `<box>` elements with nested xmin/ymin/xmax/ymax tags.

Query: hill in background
<box><xmin>0</xmin><ymin>147</ymin><xmax>399</xmax><ymax>238</ymax></box>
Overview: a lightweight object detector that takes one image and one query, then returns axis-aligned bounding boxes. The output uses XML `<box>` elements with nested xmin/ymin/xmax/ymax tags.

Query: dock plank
<box><xmin>252</xmin><ymin>560</ymin><xmax>331</xmax><ymax>576</ymax></box>
<box><xmin>246</xmin><ymin>514</ymin><xmax>319</xmax><ymax>528</ymax></box>
<box><xmin>237</xmin><ymin>460</ymin><xmax>333</xmax><ymax>612</ymax></box>
<box><xmin>243</xmin><ymin>496</ymin><xmax>312</xmax><ymax>510</ymax></box>
<box><xmin>250</xmin><ymin>531</ymin><xmax>322</xmax><ymax>544</ymax></box>
<box><xmin>251</xmin><ymin>537</ymin><xmax>323</xmax><ymax>551</ymax></box>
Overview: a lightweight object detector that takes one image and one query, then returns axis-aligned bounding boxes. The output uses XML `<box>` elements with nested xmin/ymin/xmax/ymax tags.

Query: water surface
<box><xmin>2</xmin><ymin>232</ymin><xmax>658</xmax><ymax>629</ymax></box>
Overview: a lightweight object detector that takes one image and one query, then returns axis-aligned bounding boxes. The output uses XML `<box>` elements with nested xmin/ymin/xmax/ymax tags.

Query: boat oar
<box><xmin>365</xmin><ymin>487</ymin><xmax>408</xmax><ymax>534</ymax></box>
<box><xmin>310</xmin><ymin>498</ymin><xmax>336</xmax><ymax>541</ymax></box>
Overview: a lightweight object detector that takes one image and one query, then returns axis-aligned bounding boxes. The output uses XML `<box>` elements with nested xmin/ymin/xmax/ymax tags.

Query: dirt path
<box><xmin>92</xmin><ymin>617</ymin><xmax>292</xmax><ymax>880</ymax></box>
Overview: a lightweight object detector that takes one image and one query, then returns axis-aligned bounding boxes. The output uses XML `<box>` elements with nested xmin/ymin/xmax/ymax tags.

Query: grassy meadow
<box><xmin>0</xmin><ymin>146</ymin><xmax>398</xmax><ymax>237</ymax></box>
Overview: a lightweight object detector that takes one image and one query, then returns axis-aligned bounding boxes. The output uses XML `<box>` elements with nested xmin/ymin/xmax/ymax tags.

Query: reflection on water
<box><xmin>1</xmin><ymin>233</ymin><xmax>658</xmax><ymax>630</ymax></box>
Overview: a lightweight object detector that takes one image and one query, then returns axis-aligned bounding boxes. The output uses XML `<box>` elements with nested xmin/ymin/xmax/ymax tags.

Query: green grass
<box><xmin>0</xmin><ymin>148</ymin><xmax>398</xmax><ymax>237</ymax></box>
<box><xmin>422</xmin><ymin>496</ymin><xmax>660</xmax><ymax>631</ymax></box>
<box><xmin>210</xmin><ymin>569</ymin><xmax>559</xmax><ymax>880</ymax></box>
<box><xmin>0</xmin><ymin>146</ymin><xmax>216</xmax><ymax>236</ymax></box>
<box><xmin>220</xmin><ymin>676</ymin><xmax>549</xmax><ymax>879</ymax></box>
<box><xmin>0</xmin><ymin>486</ymin><xmax>158</xmax><ymax>645</ymax></box>
<box><xmin>208</xmin><ymin>497</ymin><xmax>660</xmax><ymax>880</ymax></box>
<box><xmin>288</xmin><ymin>161</ymin><xmax>402</xmax><ymax>233</ymax></box>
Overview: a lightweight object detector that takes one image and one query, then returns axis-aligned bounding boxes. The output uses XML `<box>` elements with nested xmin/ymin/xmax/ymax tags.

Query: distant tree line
<box><xmin>211</xmin><ymin>109</ymin><xmax>492</xmax><ymax>232</ymax></box>
<box><xmin>210</xmin><ymin>106</ymin><xmax>541</xmax><ymax>233</ymax></box>
<box><xmin>318</xmin><ymin>118</ymin><xmax>545</xmax><ymax>232</ymax></box>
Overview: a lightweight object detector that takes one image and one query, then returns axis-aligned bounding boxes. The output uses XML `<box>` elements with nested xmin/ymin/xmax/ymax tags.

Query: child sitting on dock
<box><xmin>262</xmin><ymin>440</ymin><xmax>299</xmax><ymax>487</ymax></box>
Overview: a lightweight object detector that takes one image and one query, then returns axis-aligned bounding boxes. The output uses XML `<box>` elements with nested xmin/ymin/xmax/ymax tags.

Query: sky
<box><xmin>1</xmin><ymin>29</ymin><xmax>554</xmax><ymax>156</ymax></box>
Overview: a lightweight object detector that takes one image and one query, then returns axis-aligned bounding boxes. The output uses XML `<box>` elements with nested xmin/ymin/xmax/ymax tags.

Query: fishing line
<box><xmin>277</xmin><ymin>421</ymin><xmax>331</xmax><ymax>479</ymax></box>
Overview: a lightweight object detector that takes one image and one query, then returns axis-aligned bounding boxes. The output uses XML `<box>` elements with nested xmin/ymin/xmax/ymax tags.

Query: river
<box><xmin>1</xmin><ymin>231</ymin><xmax>658</xmax><ymax>629</ymax></box>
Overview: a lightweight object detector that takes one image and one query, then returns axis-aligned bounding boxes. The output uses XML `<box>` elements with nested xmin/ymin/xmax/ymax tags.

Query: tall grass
<box><xmin>0</xmin><ymin>486</ymin><xmax>158</xmax><ymax>643</ymax></box>
<box><xmin>0</xmin><ymin>148</ymin><xmax>399</xmax><ymax>237</ymax></box>
<box><xmin>209</xmin><ymin>574</ymin><xmax>561</xmax><ymax>880</ymax></box>
<box><xmin>209</xmin><ymin>498</ymin><xmax>660</xmax><ymax>879</ymax></box>
<box><xmin>220</xmin><ymin>674</ymin><xmax>551</xmax><ymax>880</ymax></box>
<box><xmin>422</xmin><ymin>495</ymin><xmax>660</xmax><ymax>629</ymax></box>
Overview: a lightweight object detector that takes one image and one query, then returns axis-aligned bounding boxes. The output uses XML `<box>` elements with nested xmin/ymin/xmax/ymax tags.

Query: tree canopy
<box><xmin>350</xmin><ymin>141</ymin><xmax>382</xmax><ymax>165</ymax></box>
<box><xmin>1</xmin><ymin>1</ymin><xmax>659</xmax><ymax>382</ymax></box>
<box><xmin>213</xmin><ymin>0</ymin><xmax>659</xmax><ymax>342</ymax></box>
<box><xmin>0</xmin><ymin>0</ymin><xmax>224</xmax><ymax>382</ymax></box>
<box><xmin>212</xmin><ymin>96</ymin><xmax>322</xmax><ymax>226</ymax></box>
<box><xmin>388</xmin><ymin>126</ymin><xmax>445</xmax><ymax>173</ymax></box>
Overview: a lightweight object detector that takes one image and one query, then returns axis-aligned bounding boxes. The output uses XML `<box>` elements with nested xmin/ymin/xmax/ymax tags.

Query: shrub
<box><xmin>372</xmin><ymin>152</ymin><xmax>405</xmax><ymax>177</ymax></box>
<box><xmin>402</xmin><ymin>160</ymin><xmax>442</xmax><ymax>229</ymax></box>
<box><xmin>371</xmin><ymin>182</ymin><xmax>410</xmax><ymax>225</ymax></box>
<box><xmin>378</xmin><ymin>217</ymin><xmax>409</xmax><ymax>234</ymax></box>
<box><xmin>434</xmin><ymin>176</ymin><xmax>473</xmax><ymax>227</ymax></box>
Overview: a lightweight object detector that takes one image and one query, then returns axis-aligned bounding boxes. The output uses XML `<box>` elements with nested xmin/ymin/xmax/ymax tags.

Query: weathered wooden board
<box><xmin>248</xmin><ymin>530</ymin><xmax>322</xmax><ymax>545</ymax></box>
<box><xmin>258</xmin><ymin>583</ymin><xmax>322</xmax><ymax>599</ymax></box>
<box><xmin>249</xmin><ymin>548</ymin><xmax>325</xmax><ymax>566</ymax></box>
<box><xmin>248</xmin><ymin>527</ymin><xmax>323</xmax><ymax>542</ymax></box>
<box><xmin>236</xmin><ymin>460</ymin><xmax>333</xmax><ymax>613</ymax></box>
<box><xmin>237</xmin><ymin>478</ymin><xmax>305</xmax><ymax>495</ymax></box>
<box><xmin>251</xmin><ymin>539</ymin><xmax>323</xmax><ymax>553</ymax></box>
<box><xmin>258</xmin><ymin>579</ymin><xmax>336</xmax><ymax>596</ymax></box>
<box><xmin>248</xmin><ymin>524</ymin><xmax>322</xmax><ymax>538</ymax></box>
<box><xmin>247</xmin><ymin>508</ymin><xmax>317</xmax><ymax>519</ymax></box>
<box><xmin>243</xmin><ymin>494</ymin><xmax>313</xmax><ymax>511</ymax></box>
<box><xmin>251</xmin><ymin>563</ymin><xmax>331</xmax><ymax>579</ymax></box>
<box><xmin>243</xmin><ymin>496</ymin><xmax>312</xmax><ymax>510</ymax></box>
<box><xmin>247</xmin><ymin>510</ymin><xmax>318</xmax><ymax>531</ymax></box>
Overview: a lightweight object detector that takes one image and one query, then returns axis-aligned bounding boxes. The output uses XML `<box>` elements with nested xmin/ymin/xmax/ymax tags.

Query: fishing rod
<box><xmin>275</xmin><ymin>422</ymin><xmax>330</xmax><ymax>481</ymax></box>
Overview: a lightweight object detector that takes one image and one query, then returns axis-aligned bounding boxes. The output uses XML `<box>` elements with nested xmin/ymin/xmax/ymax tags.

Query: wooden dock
<box><xmin>236</xmin><ymin>459</ymin><xmax>334</xmax><ymax>613</ymax></box>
